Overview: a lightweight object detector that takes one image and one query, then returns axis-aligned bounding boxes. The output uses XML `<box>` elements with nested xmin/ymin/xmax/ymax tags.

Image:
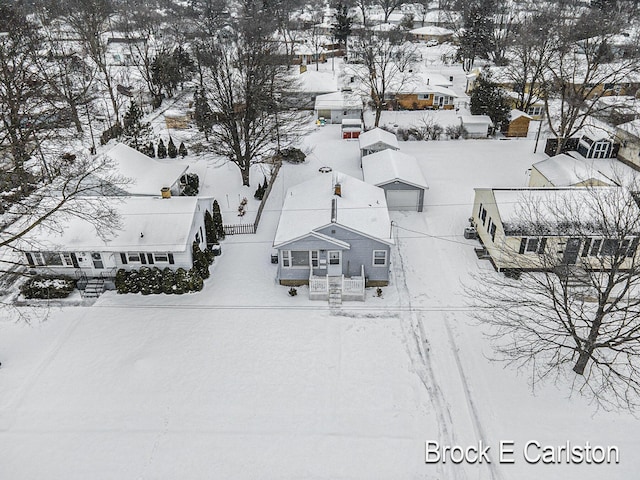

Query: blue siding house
<box><xmin>273</xmin><ymin>172</ymin><xmax>393</xmax><ymax>301</ymax></box>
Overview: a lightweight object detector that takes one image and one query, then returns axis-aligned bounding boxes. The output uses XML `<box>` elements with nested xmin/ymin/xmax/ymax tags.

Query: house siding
<box><xmin>616</xmin><ymin>128</ymin><xmax>640</xmax><ymax>169</ymax></box>
<box><xmin>276</xmin><ymin>225</ymin><xmax>391</xmax><ymax>285</ymax></box>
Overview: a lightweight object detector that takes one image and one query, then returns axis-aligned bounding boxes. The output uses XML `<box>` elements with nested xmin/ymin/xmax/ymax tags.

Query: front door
<box><xmin>562</xmin><ymin>238</ymin><xmax>581</xmax><ymax>265</ymax></box>
<box><xmin>327</xmin><ymin>251</ymin><xmax>341</xmax><ymax>276</ymax></box>
<box><xmin>91</xmin><ymin>252</ymin><xmax>104</xmax><ymax>269</ymax></box>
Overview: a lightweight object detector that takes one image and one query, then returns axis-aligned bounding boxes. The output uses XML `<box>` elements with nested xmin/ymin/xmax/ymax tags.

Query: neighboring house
<box><xmin>358</xmin><ymin>128</ymin><xmax>400</xmax><ymax>159</ymax></box>
<box><xmin>361</xmin><ymin>150</ymin><xmax>428</xmax><ymax>211</ymax></box>
<box><xmin>504</xmin><ymin>109</ymin><xmax>532</xmax><ymax>137</ymax></box>
<box><xmin>615</xmin><ymin>119</ymin><xmax>640</xmax><ymax>169</ymax></box>
<box><xmin>409</xmin><ymin>25</ymin><xmax>454</xmax><ymax>43</ymax></box>
<box><xmin>529</xmin><ymin>152</ymin><xmax>633</xmax><ymax>187</ymax></box>
<box><xmin>459</xmin><ymin>115</ymin><xmax>493</xmax><ymax>138</ymax></box>
<box><xmin>273</xmin><ymin>171</ymin><xmax>393</xmax><ymax>299</ymax></box>
<box><xmin>393</xmin><ymin>72</ymin><xmax>457</xmax><ymax>110</ymax></box>
<box><xmin>90</xmin><ymin>143</ymin><xmax>189</xmax><ymax>197</ymax></box>
<box><xmin>21</xmin><ymin>196</ymin><xmax>214</xmax><ymax>287</ymax></box>
<box><xmin>314</xmin><ymin>91</ymin><xmax>362</xmax><ymax>124</ymax></box>
<box><xmin>472</xmin><ymin>187</ymin><xmax>640</xmax><ymax>272</ymax></box>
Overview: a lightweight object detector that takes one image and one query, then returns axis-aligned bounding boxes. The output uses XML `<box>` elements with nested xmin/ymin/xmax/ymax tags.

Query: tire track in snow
<box><xmin>391</xmin><ymin>230</ymin><xmax>463</xmax><ymax>480</ymax></box>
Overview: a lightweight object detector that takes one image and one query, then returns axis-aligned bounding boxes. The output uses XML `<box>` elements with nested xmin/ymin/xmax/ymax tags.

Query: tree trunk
<box><xmin>374</xmin><ymin>107</ymin><xmax>382</xmax><ymax>127</ymax></box>
<box><xmin>70</xmin><ymin>103</ymin><xmax>83</xmax><ymax>133</ymax></box>
<box><xmin>573</xmin><ymin>349</ymin><xmax>592</xmax><ymax>375</ymax></box>
<box><xmin>241</xmin><ymin>165</ymin><xmax>250</xmax><ymax>187</ymax></box>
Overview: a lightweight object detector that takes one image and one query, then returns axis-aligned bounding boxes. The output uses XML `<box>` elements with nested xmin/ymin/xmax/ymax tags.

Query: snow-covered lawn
<box><xmin>1</xmin><ymin>124</ymin><xmax>639</xmax><ymax>479</ymax></box>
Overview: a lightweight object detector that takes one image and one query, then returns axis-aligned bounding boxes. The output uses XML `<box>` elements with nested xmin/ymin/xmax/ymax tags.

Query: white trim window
<box><xmin>518</xmin><ymin>237</ymin><xmax>547</xmax><ymax>254</ymax></box>
<box><xmin>311</xmin><ymin>250</ymin><xmax>319</xmax><ymax>267</ymax></box>
<box><xmin>282</xmin><ymin>250</ymin><xmax>311</xmax><ymax>268</ymax></box>
<box><xmin>154</xmin><ymin>253</ymin><xmax>169</xmax><ymax>262</ymax></box>
<box><xmin>373</xmin><ymin>250</ymin><xmax>388</xmax><ymax>266</ymax></box>
<box><xmin>128</xmin><ymin>253</ymin><xmax>142</xmax><ymax>263</ymax></box>
<box><xmin>417</xmin><ymin>93</ymin><xmax>431</xmax><ymax>100</ymax></box>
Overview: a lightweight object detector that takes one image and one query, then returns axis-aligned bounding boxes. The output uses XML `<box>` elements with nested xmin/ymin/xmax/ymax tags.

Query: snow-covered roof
<box><xmin>104</xmin><ymin>143</ymin><xmax>188</xmax><ymax>196</ymax></box>
<box><xmin>459</xmin><ymin>115</ymin><xmax>493</xmax><ymax>126</ymax></box>
<box><xmin>532</xmin><ymin>153</ymin><xmax>614</xmax><ymax>186</ymax></box>
<box><xmin>487</xmin><ymin>187</ymin><xmax>640</xmax><ymax>235</ymax></box>
<box><xmin>273</xmin><ymin>172</ymin><xmax>393</xmax><ymax>247</ymax></box>
<box><xmin>510</xmin><ymin>109</ymin><xmax>532</xmax><ymax>121</ymax></box>
<box><xmin>409</xmin><ymin>26</ymin><xmax>454</xmax><ymax>36</ymax></box>
<box><xmin>293</xmin><ymin>67</ymin><xmax>339</xmax><ymax>93</ymax></box>
<box><xmin>371</xmin><ymin>22</ymin><xmax>398</xmax><ymax>32</ymax></box>
<box><xmin>314</xmin><ymin>91</ymin><xmax>362</xmax><ymax>111</ymax></box>
<box><xmin>361</xmin><ymin>150</ymin><xmax>429</xmax><ymax>190</ymax></box>
<box><xmin>358</xmin><ymin>128</ymin><xmax>400</xmax><ymax>150</ymax></box>
<box><xmin>21</xmin><ymin>196</ymin><xmax>208</xmax><ymax>252</ymax></box>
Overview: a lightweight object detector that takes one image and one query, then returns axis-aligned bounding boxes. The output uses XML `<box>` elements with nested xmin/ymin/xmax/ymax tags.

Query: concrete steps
<box><xmin>82</xmin><ymin>278</ymin><xmax>105</xmax><ymax>298</ymax></box>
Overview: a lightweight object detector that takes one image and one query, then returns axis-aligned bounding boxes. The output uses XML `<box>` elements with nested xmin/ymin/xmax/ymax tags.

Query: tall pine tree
<box><xmin>122</xmin><ymin>102</ymin><xmax>152</xmax><ymax>152</ymax></box>
<box><xmin>194</xmin><ymin>87</ymin><xmax>214</xmax><ymax>141</ymax></box>
<box><xmin>470</xmin><ymin>70</ymin><xmax>511</xmax><ymax>131</ymax></box>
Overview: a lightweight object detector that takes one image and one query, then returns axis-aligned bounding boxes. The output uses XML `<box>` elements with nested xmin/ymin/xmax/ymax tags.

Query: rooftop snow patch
<box><xmin>361</xmin><ymin>150</ymin><xmax>429</xmax><ymax>190</ymax></box>
<box><xmin>273</xmin><ymin>171</ymin><xmax>393</xmax><ymax>247</ymax></box>
<box><xmin>314</xmin><ymin>91</ymin><xmax>362</xmax><ymax>111</ymax></box>
<box><xmin>103</xmin><ymin>143</ymin><xmax>188</xmax><ymax>196</ymax></box>
<box><xmin>532</xmin><ymin>153</ymin><xmax>614</xmax><ymax>186</ymax></box>
<box><xmin>358</xmin><ymin>128</ymin><xmax>399</xmax><ymax>150</ymax></box>
<box><xmin>18</xmin><ymin>196</ymin><xmax>209</xmax><ymax>252</ymax></box>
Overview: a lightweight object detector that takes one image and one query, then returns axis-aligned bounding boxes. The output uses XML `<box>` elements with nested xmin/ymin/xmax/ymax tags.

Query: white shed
<box><xmin>459</xmin><ymin>115</ymin><xmax>493</xmax><ymax>138</ymax></box>
<box><xmin>358</xmin><ymin>128</ymin><xmax>400</xmax><ymax>161</ymax></box>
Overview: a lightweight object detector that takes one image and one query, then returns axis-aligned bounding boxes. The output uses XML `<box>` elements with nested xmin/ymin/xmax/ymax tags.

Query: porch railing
<box><xmin>309</xmin><ymin>272</ymin><xmax>329</xmax><ymax>299</ymax></box>
<box><xmin>341</xmin><ymin>265</ymin><xmax>365</xmax><ymax>301</ymax></box>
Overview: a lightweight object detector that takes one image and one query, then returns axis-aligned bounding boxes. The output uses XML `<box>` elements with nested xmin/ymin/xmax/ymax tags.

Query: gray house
<box><xmin>273</xmin><ymin>171</ymin><xmax>394</xmax><ymax>301</ymax></box>
<box><xmin>361</xmin><ymin>150</ymin><xmax>429</xmax><ymax>211</ymax></box>
<box><xmin>314</xmin><ymin>91</ymin><xmax>362</xmax><ymax>124</ymax></box>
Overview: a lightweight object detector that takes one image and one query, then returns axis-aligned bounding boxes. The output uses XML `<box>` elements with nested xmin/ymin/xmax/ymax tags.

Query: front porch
<box><xmin>309</xmin><ymin>265</ymin><xmax>366</xmax><ymax>304</ymax></box>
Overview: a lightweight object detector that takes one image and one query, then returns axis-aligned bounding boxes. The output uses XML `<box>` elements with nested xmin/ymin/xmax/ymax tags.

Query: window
<box><xmin>128</xmin><ymin>253</ymin><xmax>141</xmax><ymax>262</ymax></box>
<box><xmin>195</xmin><ymin>232</ymin><xmax>201</xmax><ymax>243</ymax></box>
<box><xmin>154</xmin><ymin>253</ymin><xmax>169</xmax><ymax>262</ymax></box>
<box><xmin>490</xmin><ymin>223</ymin><xmax>497</xmax><ymax>241</ymax></box>
<box><xmin>282</xmin><ymin>250</ymin><xmax>310</xmax><ymax>268</ymax></box>
<box><xmin>590</xmin><ymin>141</ymin><xmax>610</xmax><ymax>159</ymax></box>
<box><xmin>417</xmin><ymin>93</ymin><xmax>431</xmax><ymax>100</ymax></box>
<box><xmin>61</xmin><ymin>253</ymin><xmax>74</xmax><ymax>266</ymax></box>
<box><xmin>527</xmin><ymin>106</ymin><xmax>543</xmax><ymax>117</ymax></box>
<box><xmin>329</xmin><ymin>251</ymin><xmax>340</xmax><ymax>265</ymax></box>
<box><xmin>373</xmin><ymin>250</ymin><xmax>387</xmax><ymax>266</ymax></box>
<box><xmin>590</xmin><ymin>239</ymin><xmax>602</xmax><ymax>256</ymax></box>
<box><xmin>311</xmin><ymin>251</ymin><xmax>319</xmax><ymax>267</ymax></box>
<box><xmin>519</xmin><ymin>237</ymin><xmax>546</xmax><ymax>254</ymax></box>
<box><xmin>601</xmin><ymin>238</ymin><xmax>620</xmax><ymax>256</ymax></box>
<box><xmin>581</xmin><ymin>238</ymin><xmax>591</xmax><ymax>257</ymax></box>
<box><xmin>44</xmin><ymin>252</ymin><xmax>63</xmax><ymax>266</ymax></box>
<box><xmin>481</xmin><ymin>207</ymin><xmax>487</xmax><ymax>225</ymax></box>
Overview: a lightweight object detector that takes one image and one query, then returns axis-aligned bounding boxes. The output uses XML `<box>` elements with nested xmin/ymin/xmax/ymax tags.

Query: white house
<box><xmin>358</xmin><ymin>127</ymin><xmax>400</xmax><ymax>160</ymax></box>
<box><xmin>21</xmin><ymin>196</ymin><xmax>214</xmax><ymax>287</ymax></box>
<box><xmin>361</xmin><ymin>150</ymin><xmax>429</xmax><ymax>211</ymax></box>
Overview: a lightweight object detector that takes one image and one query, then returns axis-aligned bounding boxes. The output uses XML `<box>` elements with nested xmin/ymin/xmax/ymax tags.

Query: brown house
<box><xmin>504</xmin><ymin>110</ymin><xmax>532</xmax><ymax>137</ymax></box>
<box><xmin>395</xmin><ymin>86</ymin><xmax>457</xmax><ymax>110</ymax></box>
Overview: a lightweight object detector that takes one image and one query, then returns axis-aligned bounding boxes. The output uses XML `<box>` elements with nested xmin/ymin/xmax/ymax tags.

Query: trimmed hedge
<box><xmin>115</xmin><ymin>267</ymin><xmax>204</xmax><ymax>294</ymax></box>
<box><xmin>20</xmin><ymin>275</ymin><xmax>76</xmax><ymax>299</ymax></box>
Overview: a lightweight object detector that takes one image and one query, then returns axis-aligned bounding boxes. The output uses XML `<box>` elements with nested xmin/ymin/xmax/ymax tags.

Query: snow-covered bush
<box><xmin>20</xmin><ymin>275</ymin><xmax>76</xmax><ymax>299</ymax></box>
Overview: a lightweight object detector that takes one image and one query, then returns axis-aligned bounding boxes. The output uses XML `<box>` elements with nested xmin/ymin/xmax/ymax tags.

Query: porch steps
<box><xmin>82</xmin><ymin>279</ymin><xmax>105</xmax><ymax>298</ymax></box>
<box><xmin>328</xmin><ymin>276</ymin><xmax>342</xmax><ymax>307</ymax></box>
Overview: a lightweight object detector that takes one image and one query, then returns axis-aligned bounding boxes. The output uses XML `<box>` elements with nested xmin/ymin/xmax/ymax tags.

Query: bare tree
<box><xmin>379</xmin><ymin>0</ymin><xmax>403</xmax><ymax>23</ymax></box>
<box><xmin>66</xmin><ymin>0</ymin><xmax>123</xmax><ymax>124</ymax></box>
<box><xmin>469</xmin><ymin>186</ymin><xmax>640</xmax><ymax>410</ymax></box>
<box><xmin>199</xmin><ymin>2</ymin><xmax>304</xmax><ymax>186</ymax></box>
<box><xmin>503</xmin><ymin>9</ymin><xmax>556</xmax><ymax>113</ymax></box>
<box><xmin>347</xmin><ymin>29</ymin><xmax>416</xmax><ymax>127</ymax></box>
<box><xmin>542</xmin><ymin>9</ymin><xmax>640</xmax><ymax>154</ymax></box>
<box><xmin>0</xmin><ymin>3</ymin><xmax>53</xmax><ymax>188</ymax></box>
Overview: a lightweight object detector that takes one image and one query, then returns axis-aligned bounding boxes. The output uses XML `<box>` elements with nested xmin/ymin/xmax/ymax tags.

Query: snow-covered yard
<box><xmin>1</xmin><ymin>123</ymin><xmax>639</xmax><ymax>479</ymax></box>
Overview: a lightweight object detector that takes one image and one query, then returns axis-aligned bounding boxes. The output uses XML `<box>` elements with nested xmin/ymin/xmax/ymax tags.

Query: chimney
<box><xmin>161</xmin><ymin>187</ymin><xmax>171</xmax><ymax>199</ymax></box>
<box><xmin>334</xmin><ymin>182</ymin><xmax>342</xmax><ymax>197</ymax></box>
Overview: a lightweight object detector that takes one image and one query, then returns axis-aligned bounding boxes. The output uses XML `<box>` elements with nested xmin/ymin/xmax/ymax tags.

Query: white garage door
<box><xmin>386</xmin><ymin>189</ymin><xmax>420</xmax><ymax>211</ymax></box>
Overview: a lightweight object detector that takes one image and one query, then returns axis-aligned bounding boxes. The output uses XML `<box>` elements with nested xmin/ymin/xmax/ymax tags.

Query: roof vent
<box><xmin>331</xmin><ymin>198</ymin><xmax>337</xmax><ymax>223</ymax></box>
<box><xmin>334</xmin><ymin>182</ymin><xmax>342</xmax><ymax>197</ymax></box>
<box><xmin>161</xmin><ymin>187</ymin><xmax>171</xmax><ymax>198</ymax></box>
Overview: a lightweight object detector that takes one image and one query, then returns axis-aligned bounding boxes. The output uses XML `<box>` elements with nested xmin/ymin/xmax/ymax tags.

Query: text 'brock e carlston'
<box><xmin>425</xmin><ymin>440</ymin><xmax>619</xmax><ymax>465</ymax></box>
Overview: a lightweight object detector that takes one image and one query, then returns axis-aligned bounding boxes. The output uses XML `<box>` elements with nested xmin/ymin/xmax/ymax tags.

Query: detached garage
<box><xmin>361</xmin><ymin>150</ymin><xmax>429</xmax><ymax>212</ymax></box>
